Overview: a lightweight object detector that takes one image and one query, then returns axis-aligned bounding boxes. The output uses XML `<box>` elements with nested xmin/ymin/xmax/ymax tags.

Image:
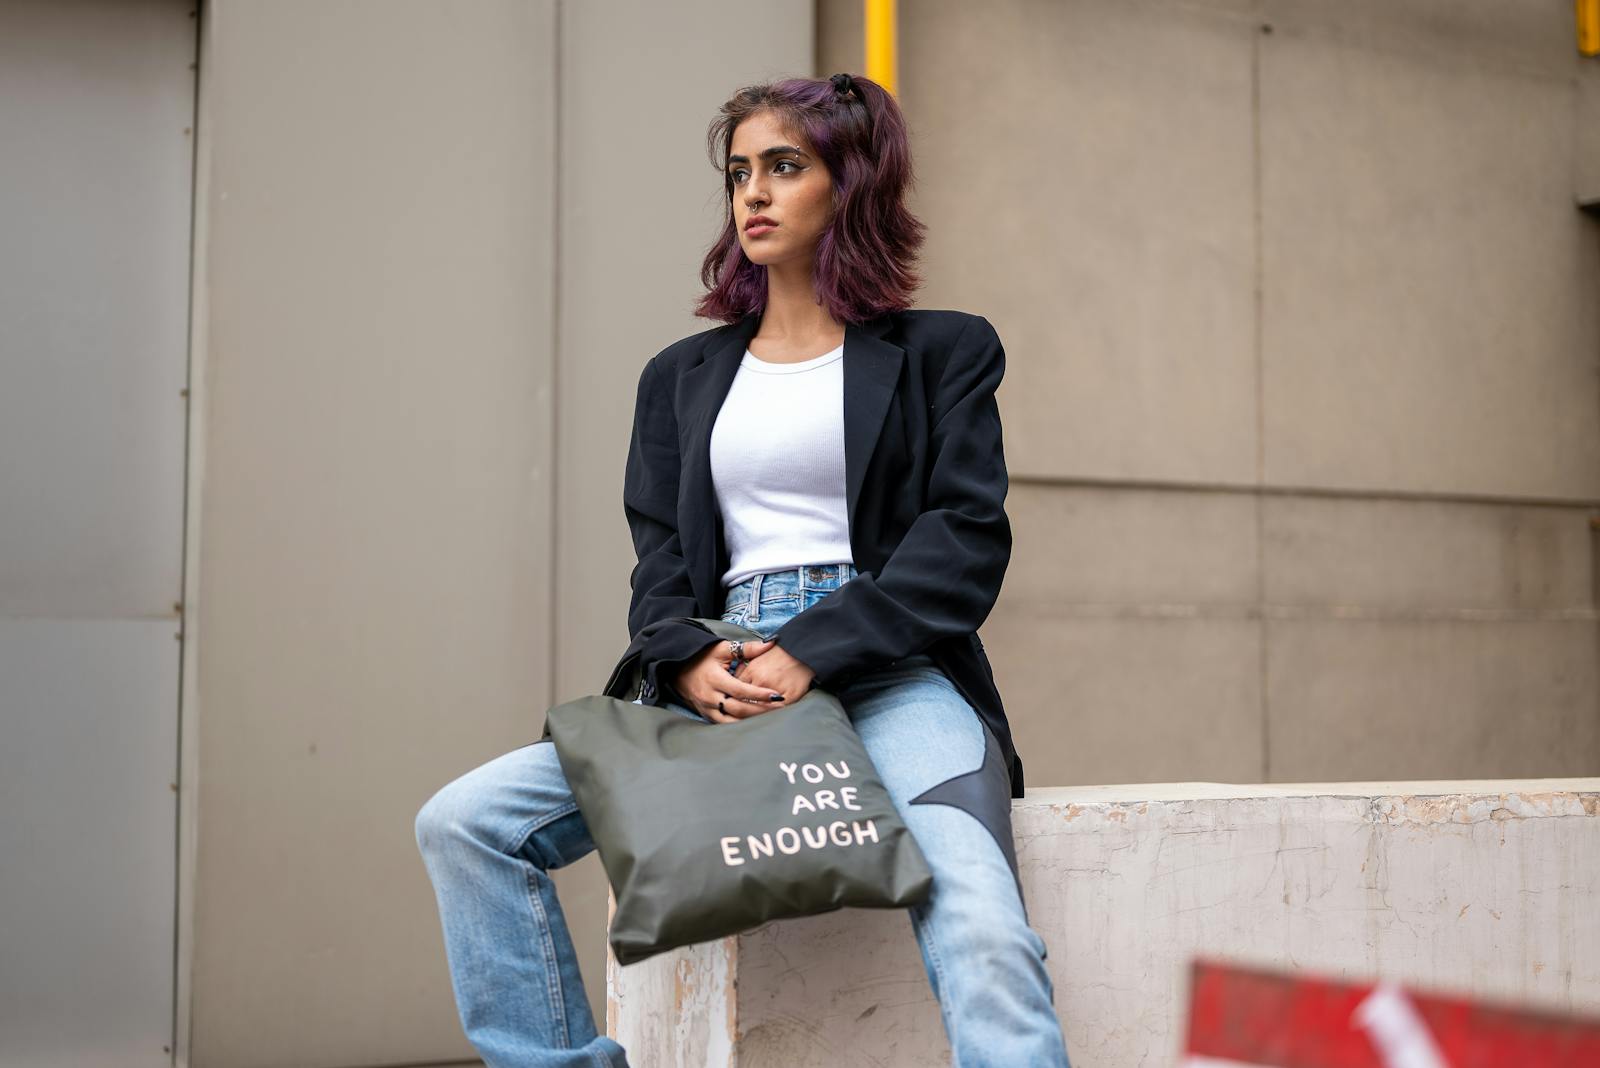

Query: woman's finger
<box><xmin>695</xmin><ymin>690</ymin><xmax>738</xmax><ymax>724</ymax></box>
<box><xmin>711</xmin><ymin>681</ymin><xmax>787</xmax><ymax>719</ymax></box>
<box><xmin>718</xmin><ymin>637</ymin><xmax>775</xmax><ymax>667</ymax></box>
<box><xmin>692</xmin><ymin>685</ymin><xmax>748</xmax><ymax>722</ymax></box>
<box><xmin>720</xmin><ymin>674</ymin><xmax>786</xmax><ymax>707</ymax></box>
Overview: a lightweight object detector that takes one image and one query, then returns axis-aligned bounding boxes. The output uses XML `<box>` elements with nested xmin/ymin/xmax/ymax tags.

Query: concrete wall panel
<box><xmin>900</xmin><ymin>0</ymin><xmax>1260</xmax><ymax>485</ymax></box>
<box><xmin>820</xmin><ymin>0</ymin><xmax>1600</xmax><ymax>793</ymax></box>
<box><xmin>1263</xmin><ymin>496</ymin><xmax>1595</xmax><ymax>611</ymax></box>
<box><xmin>996</xmin><ymin>483</ymin><xmax>1265</xmax><ymax>782</ymax></box>
<box><xmin>1267</xmin><ymin>618</ymin><xmax>1599</xmax><ymax>781</ymax></box>
<box><xmin>1260</xmin><ymin>21</ymin><xmax>1599</xmax><ymax>498</ymax></box>
<box><xmin>987</xmin><ymin>610</ymin><xmax>1266</xmax><ymax>784</ymax></box>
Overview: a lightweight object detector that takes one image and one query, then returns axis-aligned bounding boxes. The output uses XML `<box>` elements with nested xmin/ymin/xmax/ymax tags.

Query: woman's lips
<box><xmin>746</xmin><ymin>224</ymin><xmax>777</xmax><ymax>237</ymax></box>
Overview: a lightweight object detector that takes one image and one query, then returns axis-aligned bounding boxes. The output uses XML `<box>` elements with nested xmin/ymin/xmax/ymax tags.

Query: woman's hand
<box><xmin>731</xmin><ymin>644</ymin><xmax>815</xmax><ymax>707</ymax></box>
<box><xmin>667</xmin><ymin>638</ymin><xmax>788</xmax><ymax>723</ymax></box>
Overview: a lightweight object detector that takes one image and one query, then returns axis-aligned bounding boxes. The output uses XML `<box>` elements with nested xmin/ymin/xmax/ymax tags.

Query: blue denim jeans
<box><xmin>414</xmin><ymin>562</ymin><xmax>1070</xmax><ymax>1067</ymax></box>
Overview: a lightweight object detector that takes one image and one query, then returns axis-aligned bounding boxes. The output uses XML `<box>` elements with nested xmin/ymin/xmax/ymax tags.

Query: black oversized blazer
<box><xmin>601</xmin><ymin>307</ymin><xmax>1026</xmax><ymax>798</ymax></box>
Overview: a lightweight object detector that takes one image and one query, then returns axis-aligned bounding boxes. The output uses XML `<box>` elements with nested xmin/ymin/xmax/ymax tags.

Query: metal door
<box><xmin>0</xmin><ymin>1</ymin><xmax>197</xmax><ymax>1064</ymax></box>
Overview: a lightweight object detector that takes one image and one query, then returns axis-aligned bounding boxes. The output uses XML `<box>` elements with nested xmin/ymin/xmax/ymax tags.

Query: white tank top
<box><xmin>709</xmin><ymin>343</ymin><xmax>855</xmax><ymax>588</ymax></box>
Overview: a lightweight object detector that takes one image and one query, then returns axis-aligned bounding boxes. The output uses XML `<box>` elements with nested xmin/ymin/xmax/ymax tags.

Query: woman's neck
<box><xmin>753</xmin><ymin>266</ymin><xmax>844</xmax><ymax>357</ymax></box>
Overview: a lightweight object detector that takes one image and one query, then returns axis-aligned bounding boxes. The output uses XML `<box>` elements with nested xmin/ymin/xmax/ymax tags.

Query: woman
<box><xmin>415</xmin><ymin>73</ymin><xmax>1070</xmax><ymax>1068</ymax></box>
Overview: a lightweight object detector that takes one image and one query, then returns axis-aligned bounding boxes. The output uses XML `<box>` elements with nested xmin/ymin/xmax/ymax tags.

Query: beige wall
<box><xmin>186</xmin><ymin>1</ymin><xmax>807</xmax><ymax>1064</ymax></box>
<box><xmin>190</xmin><ymin>3</ymin><xmax>558</xmax><ymax>1064</ymax></box>
<box><xmin>822</xmin><ymin>0</ymin><xmax>1600</xmax><ymax>787</ymax></box>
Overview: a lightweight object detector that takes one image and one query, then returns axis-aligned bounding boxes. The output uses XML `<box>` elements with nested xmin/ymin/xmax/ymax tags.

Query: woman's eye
<box><xmin>728</xmin><ymin>160</ymin><xmax>800</xmax><ymax>183</ymax></box>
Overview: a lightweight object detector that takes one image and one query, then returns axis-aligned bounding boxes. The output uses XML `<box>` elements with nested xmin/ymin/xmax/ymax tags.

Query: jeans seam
<box><xmin>502</xmin><ymin>800</ymin><xmax>580</xmax><ymax>858</ymax></box>
<box><xmin>918</xmin><ymin>902</ymin><xmax>953</xmax><ymax>1033</ymax></box>
<box><xmin>525</xmin><ymin>866</ymin><xmax>571</xmax><ymax>1047</ymax></box>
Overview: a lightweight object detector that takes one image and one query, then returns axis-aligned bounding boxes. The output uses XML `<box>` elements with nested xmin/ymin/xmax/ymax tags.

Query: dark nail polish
<box><xmin>768</xmin><ymin>694</ymin><xmax>784</xmax><ymax>701</ymax></box>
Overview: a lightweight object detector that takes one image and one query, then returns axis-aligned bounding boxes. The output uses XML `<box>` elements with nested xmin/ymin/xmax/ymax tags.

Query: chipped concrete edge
<box><xmin>1024</xmin><ymin>778</ymin><xmax>1600</xmax><ymax>806</ymax></box>
<box><xmin>1024</xmin><ymin>780</ymin><xmax>1600</xmax><ymax>827</ymax></box>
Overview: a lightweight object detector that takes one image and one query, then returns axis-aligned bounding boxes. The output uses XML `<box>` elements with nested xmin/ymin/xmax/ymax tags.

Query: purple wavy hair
<box><xmin>694</xmin><ymin>73</ymin><xmax>927</xmax><ymax>325</ymax></box>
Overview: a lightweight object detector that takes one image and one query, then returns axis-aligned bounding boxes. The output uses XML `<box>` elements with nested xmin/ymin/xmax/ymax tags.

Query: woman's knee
<box><xmin>414</xmin><ymin>773</ymin><xmax>476</xmax><ymax>857</ymax></box>
<box><xmin>414</xmin><ymin>757</ymin><xmax>511</xmax><ymax>857</ymax></box>
<box><xmin>415</xmin><ymin>743</ymin><xmax>574</xmax><ymax>860</ymax></box>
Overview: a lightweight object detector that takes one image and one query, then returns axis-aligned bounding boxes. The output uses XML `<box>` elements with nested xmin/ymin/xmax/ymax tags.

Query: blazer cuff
<box><xmin>643</xmin><ymin>622</ymin><xmax>723</xmax><ymax>705</ymax></box>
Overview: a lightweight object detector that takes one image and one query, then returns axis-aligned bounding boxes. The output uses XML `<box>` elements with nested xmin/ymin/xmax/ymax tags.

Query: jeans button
<box><xmin>808</xmin><ymin>565</ymin><xmax>827</xmax><ymax>582</ymax></box>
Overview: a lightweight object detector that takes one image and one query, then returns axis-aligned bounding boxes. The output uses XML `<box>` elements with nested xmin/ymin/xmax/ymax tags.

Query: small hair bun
<box><xmin>829</xmin><ymin>72</ymin><xmax>857</xmax><ymax>98</ymax></box>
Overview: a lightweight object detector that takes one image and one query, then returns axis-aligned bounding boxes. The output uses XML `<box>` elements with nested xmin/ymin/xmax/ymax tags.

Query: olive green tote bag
<box><xmin>541</xmin><ymin>617</ymin><xmax>933</xmax><ymax>967</ymax></box>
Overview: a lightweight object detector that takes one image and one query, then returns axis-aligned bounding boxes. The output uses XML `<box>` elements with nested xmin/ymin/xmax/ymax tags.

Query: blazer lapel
<box><xmin>839</xmin><ymin>315</ymin><xmax>904</xmax><ymax>536</ymax></box>
<box><xmin>675</xmin><ymin>310</ymin><xmax>904</xmax><ymax>611</ymax></box>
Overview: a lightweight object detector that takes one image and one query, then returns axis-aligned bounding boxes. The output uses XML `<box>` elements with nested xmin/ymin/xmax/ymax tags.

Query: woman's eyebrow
<box><xmin>727</xmin><ymin>145</ymin><xmax>809</xmax><ymax>166</ymax></box>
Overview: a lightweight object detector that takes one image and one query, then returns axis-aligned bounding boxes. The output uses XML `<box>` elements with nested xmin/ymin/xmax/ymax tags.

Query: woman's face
<box><xmin>726</xmin><ymin>110</ymin><xmax>834</xmax><ymax>270</ymax></box>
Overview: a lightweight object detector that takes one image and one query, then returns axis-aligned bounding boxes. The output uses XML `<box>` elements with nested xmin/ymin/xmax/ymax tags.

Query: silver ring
<box><xmin>728</xmin><ymin>639</ymin><xmax>743</xmax><ymax>659</ymax></box>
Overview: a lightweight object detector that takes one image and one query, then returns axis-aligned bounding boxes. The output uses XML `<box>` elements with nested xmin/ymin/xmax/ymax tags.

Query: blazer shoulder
<box><xmin>893</xmin><ymin>308</ymin><xmax>991</xmax><ymax>342</ymax></box>
<box><xmin>643</xmin><ymin>320</ymin><xmax>736</xmax><ymax>379</ymax></box>
<box><xmin>896</xmin><ymin>307</ymin><xmax>984</xmax><ymax>327</ymax></box>
<box><xmin>890</xmin><ymin>310</ymin><xmax>999</xmax><ymax>369</ymax></box>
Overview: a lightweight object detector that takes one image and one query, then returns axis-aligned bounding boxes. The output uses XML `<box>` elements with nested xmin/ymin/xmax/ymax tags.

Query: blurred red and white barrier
<box><xmin>1181</xmin><ymin>960</ymin><xmax>1600</xmax><ymax>1068</ymax></box>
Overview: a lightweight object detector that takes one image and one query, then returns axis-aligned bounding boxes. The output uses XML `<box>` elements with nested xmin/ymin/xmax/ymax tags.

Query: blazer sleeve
<box><xmin>771</xmin><ymin>315</ymin><xmax>1012</xmax><ymax>688</ymax></box>
<box><xmin>614</xmin><ymin>355</ymin><xmax>723</xmax><ymax>702</ymax></box>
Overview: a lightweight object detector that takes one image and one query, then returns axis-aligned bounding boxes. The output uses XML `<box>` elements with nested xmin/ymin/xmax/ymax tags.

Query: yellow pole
<box><xmin>864</xmin><ymin>0</ymin><xmax>898</xmax><ymax>96</ymax></box>
<box><xmin>1581</xmin><ymin>0</ymin><xmax>1600</xmax><ymax>56</ymax></box>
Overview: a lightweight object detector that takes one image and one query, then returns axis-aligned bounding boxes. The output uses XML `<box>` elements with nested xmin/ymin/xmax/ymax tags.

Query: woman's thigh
<box><xmin>840</xmin><ymin>665</ymin><xmax>1020</xmax><ymax>884</ymax></box>
<box><xmin>839</xmin><ymin>660</ymin><xmax>989</xmax><ymax>799</ymax></box>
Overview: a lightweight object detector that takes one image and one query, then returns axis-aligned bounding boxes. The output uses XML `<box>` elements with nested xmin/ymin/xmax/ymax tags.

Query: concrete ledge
<box><xmin>607</xmin><ymin>779</ymin><xmax>1600</xmax><ymax>1067</ymax></box>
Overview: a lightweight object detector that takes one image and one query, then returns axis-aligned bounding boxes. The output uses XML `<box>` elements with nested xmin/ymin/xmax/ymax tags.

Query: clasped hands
<box><xmin>665</xmin><ymin>637</ymin><xmax>816</xmax><ymax>724</ymax></box>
